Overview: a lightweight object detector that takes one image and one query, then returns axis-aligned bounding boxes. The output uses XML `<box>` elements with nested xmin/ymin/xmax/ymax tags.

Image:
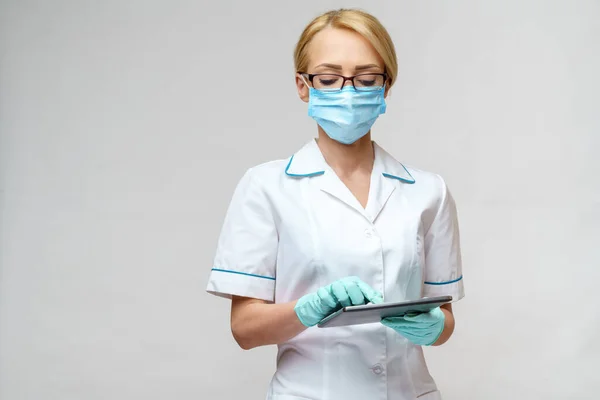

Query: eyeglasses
<box><xmin>300</xmin><ymin>72</ymin><xmax>388</xmax><ymax>92</ymax></box>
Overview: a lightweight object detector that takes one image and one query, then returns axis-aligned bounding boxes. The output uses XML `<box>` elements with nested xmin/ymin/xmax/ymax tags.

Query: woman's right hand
<box><xmin>293</xmin><ymin>276</ymin><xmax>383</xmax><ymax>327</ymax></box>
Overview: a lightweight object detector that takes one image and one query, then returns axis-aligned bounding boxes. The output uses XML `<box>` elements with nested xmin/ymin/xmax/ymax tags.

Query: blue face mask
<box><xmin>307</xmin><ymin>85</ymin><xmax>386</xmax><ymax>145</ymax></box>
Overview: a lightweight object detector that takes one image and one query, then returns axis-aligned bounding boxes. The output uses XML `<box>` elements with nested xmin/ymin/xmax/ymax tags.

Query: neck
<box><xmin>316</xmin><ymin>127</ymin><xmax>374</xmax><ymax>175</ymax></box>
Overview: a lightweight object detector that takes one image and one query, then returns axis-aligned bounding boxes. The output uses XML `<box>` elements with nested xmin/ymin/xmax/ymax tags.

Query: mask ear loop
<box><xmin>300</xmin><ymin>74</ymin><xmax>315</xmax><ymax>105</ymax></box>
<box><xmin>384</xmin><ymin>75</ymin><xmax>392</xmax><ymax>97</ymax></box>
<box><xmin>299</xmin><ymin>74</ymin><xmax>311</xmax><ymax>89</ymax></box>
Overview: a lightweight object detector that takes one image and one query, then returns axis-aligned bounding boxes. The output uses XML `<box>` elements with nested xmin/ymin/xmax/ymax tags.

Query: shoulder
<box><xmin>231</xmin><ymin>158</ymin><xmax>289</xmax><ymax>200</ymax></box>
<box><xmin>243</xmin><ymin>158</ymin><xmax>289</xmax><ymax>186</ymax></box>
<box><xmin>402</xmin><ymin>166</ymin><xmax>458</xmax><ymax>225</ymax></box>
<box><xmin>375</xmin><ymin>143</ymin><xmax>449</xmax><ymax>203</ymax></box>
<box><xmin>404</xmin><ymin>165</ymin><xmax>448</xmax><ymax>196</ymax></box>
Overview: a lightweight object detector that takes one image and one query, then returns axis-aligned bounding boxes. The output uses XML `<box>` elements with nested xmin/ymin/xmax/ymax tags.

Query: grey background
<box><xmin>1</xmin><ymin>0</ymin><xmax>599</xmax><ymax>399</ymax></box>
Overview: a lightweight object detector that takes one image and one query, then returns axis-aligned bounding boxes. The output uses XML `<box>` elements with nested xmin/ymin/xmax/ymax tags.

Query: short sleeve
<box><xmin>206</xmin><ymin>168</ymin><xmax>278</xmax><ymax>302</ymax></box>
<box><xmin>422</xmin><ymin>176</ymin><xmax>465</xmax><ymax>302</ymax></box>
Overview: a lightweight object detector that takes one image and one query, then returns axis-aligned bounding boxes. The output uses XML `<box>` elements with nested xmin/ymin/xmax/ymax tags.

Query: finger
<box><xmin>331</xmin><ymin>281</ymin><xmax>352</xmax><ymax>307</ymax></box>
<box><xmin>356</xmin><ymin>280</ymin><xmax>383</xmax><ymax>303</ymax></box>
<box><xmin>370</xmin><ymin>294</ymin><xmax>384</xmax><ymax>304</ymax></box>
<box><xmin>403</xmin><ymin>314</ymin><xmax>430</xmax><ymax>324</ymax></box>
<box><xmin>317</xmin><ymin>287</ymin><xmax>337</xmax><ymax>309</ymax></box>
<box><xmin>344</xmin><ymin>281</ymin><xmax>367</xmax><ymax>305</ymax></box>
<box><xmin>381</xmin><ymin>316</ymin><xmax>407</xmax><ymax>327</ymax></box>
<box><xmin>404</xmin><ymin>307</ymin><xmax>440</xmax><ymax>321</ymax></box>
<box><xmin>403</xmin><ymin>314</ymin><xmax>438</xmax><ymax>329</ymax></box>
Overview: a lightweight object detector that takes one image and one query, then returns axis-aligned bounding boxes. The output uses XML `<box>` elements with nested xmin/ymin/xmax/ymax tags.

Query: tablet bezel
<box><xmin>316</xmin><ymin>295</ymin><xmax>453</xmax><ymax>328</ymax></box>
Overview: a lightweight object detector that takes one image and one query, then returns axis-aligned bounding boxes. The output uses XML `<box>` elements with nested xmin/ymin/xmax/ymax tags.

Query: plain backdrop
<box><xmin>1</xmin><ymin>0</ymin><xmax>599</xmax><ymax>399</ymax></box>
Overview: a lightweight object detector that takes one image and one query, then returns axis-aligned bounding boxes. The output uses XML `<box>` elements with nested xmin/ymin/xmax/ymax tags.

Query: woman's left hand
<box><xmin>381</xmin><ymin>307</ymin><xmax>446</xmax><ymax>346</ymax></box>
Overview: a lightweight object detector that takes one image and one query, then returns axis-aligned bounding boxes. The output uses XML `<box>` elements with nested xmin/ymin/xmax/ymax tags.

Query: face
<box><xmin>296</xmin><ymin>27</ymin><xmax>390</xmax><ymax>102</ymax></box>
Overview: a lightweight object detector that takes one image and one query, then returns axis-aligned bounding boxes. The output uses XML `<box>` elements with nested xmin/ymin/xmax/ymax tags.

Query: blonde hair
<box><xmin>294</xmin><ymin>9</ymin><xmax>398</xmax><ymax>87</ymax></box>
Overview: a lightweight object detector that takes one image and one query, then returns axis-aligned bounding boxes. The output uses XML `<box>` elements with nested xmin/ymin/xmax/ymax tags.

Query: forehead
<box><xmin>306</xmin><ymin>27</ymin><xmax>384</xmax><ymax>70</ymax></box>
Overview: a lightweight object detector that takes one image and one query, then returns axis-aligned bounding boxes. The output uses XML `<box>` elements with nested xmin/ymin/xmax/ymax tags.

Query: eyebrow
<box><xmin>314</xmin><ymin>63</ymin><xmax>343</xmax><ymax>70</ymax></box>
<box><xmin>355</xmin><ymin>64</ymin><xmax>382</xmax><ymax>71</ymax></box>
<box><xmin>314</xmin><ymin>63</ymin><xmax>383</xmax><ymax>72</ymax></box>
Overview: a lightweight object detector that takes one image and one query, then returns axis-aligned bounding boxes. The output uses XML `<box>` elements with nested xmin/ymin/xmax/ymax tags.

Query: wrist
<box><xmin>431</xmin><ymin>307</ymin><xmax>454</xmax><ymax>346</ymax></box>
<box><xmin>294</xmin><ymin>293</ymin><xmax>319</xmax><ymax>327</ymax></box>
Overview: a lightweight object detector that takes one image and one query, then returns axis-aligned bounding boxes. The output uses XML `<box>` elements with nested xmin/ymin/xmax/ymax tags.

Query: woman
<box><xmin>206</xmin><ymin>8</ymin><xmax>464</xmax><ymax>400</ymax></box>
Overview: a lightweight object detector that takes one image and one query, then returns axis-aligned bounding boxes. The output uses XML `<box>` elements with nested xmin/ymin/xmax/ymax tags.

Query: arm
<box><xmin>231</xmin><ymin>296</ymin><xmax>306</xmax><ymax>350</ymax></box>
<box><xmin>422</xmin><ymin>176</ymin><xmax>463</xmax><ymax>345</ymax></box>
<box><xmin>231</xmin><ymin>277</ymin><xmax>384</xmax><ymax>350</ymax></box>
<box><xmin>432</xmin><ymin>303</ymin><xmax>455</xmax><ymax>346</ymax></box>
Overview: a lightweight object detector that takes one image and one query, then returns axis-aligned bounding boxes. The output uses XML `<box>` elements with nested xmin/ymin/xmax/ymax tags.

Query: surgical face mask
<box><xmin>307</xmin><ymin>85</ymin><xmax>386</xmax><ymax>145</ymax></box>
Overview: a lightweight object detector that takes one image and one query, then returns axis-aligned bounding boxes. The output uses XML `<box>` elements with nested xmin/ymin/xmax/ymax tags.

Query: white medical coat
<box><xmin>206</xmin><ymin>139</ymin><xmax>465</xmax><ymax>400</ymax></box>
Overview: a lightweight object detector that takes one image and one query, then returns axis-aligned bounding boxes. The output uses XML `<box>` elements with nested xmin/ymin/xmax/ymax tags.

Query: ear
<box><xmin>296</xmin><ymin>73</ymin><xmax>310</xmax><ymax>103</ymax></box>
<box><xmin>384</xmin><ymin>79</ymin><xmax>392</xmax><ymax>98</ymax></box>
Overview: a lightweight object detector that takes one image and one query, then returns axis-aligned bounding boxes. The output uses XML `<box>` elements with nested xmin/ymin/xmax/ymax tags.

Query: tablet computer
<box><xmin>317</xmin><ymin>295</ymin><xmax>453</xmax><ymax>328</ymax></box>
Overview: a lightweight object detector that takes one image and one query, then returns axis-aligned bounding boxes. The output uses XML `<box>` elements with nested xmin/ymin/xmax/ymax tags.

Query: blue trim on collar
<box><xmin>212</xmin><ymin>268</ymin><xmax>276</xmax><ymax>281</ymax></box>
<box><xmin>284</xmin><ymin>155</ymin><xmax>325</xmax><ymax>178</ymax></box>
<box><xmin>424</xmin><ymin>275</ymin><xmax>463</xmax><ymax>285</ymax></box>
<box><xmin>382</xmin><ymin>164</ymin><xmax>416</xmax><ymax>184</ymax></box>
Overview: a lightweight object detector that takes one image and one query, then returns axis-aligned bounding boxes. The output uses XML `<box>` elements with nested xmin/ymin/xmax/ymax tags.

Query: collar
<box><xmin>284</xmin><ymin>139</ymin><xmax>416</xmax><ymax>184</ymax></box>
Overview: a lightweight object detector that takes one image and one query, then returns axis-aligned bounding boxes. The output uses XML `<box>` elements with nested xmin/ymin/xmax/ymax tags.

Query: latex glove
<box><xmin>381</xmin><ymin>307</ymin><xmax>446</xmax><ymax>346</ymax></box>
<box><xmin>294</xmin><ymin>276</ymin><xmax>383</xmax><ymax>327</ymax></box>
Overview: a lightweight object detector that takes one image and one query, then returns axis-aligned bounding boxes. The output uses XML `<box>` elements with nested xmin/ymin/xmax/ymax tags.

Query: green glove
<box><xmin>381</xmin><ymin>307</ymin><xmax>446</xmax><ymax>346</ymax></box>
<box><xmin>294</xmin><ymin>276</ymin><xmax>383</xmax><ymax>327</ymax></box>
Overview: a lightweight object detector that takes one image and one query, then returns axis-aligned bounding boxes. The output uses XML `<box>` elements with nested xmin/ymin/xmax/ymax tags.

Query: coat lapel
<box><xmin>285</xmin><ymin>139</ymin><xmax>416</xmax><ymax>223</ymax></box>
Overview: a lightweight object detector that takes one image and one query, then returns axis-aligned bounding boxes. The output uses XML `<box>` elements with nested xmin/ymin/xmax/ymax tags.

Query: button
<box><xmin>364</xmin><ymin>228</ymin><xmax>373</xmax><ymax>238</ymax></box>
<box><xmin>372</xmin><ymin>364</ymin><xmax>383</xmax><ymax>374</ymax></box>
